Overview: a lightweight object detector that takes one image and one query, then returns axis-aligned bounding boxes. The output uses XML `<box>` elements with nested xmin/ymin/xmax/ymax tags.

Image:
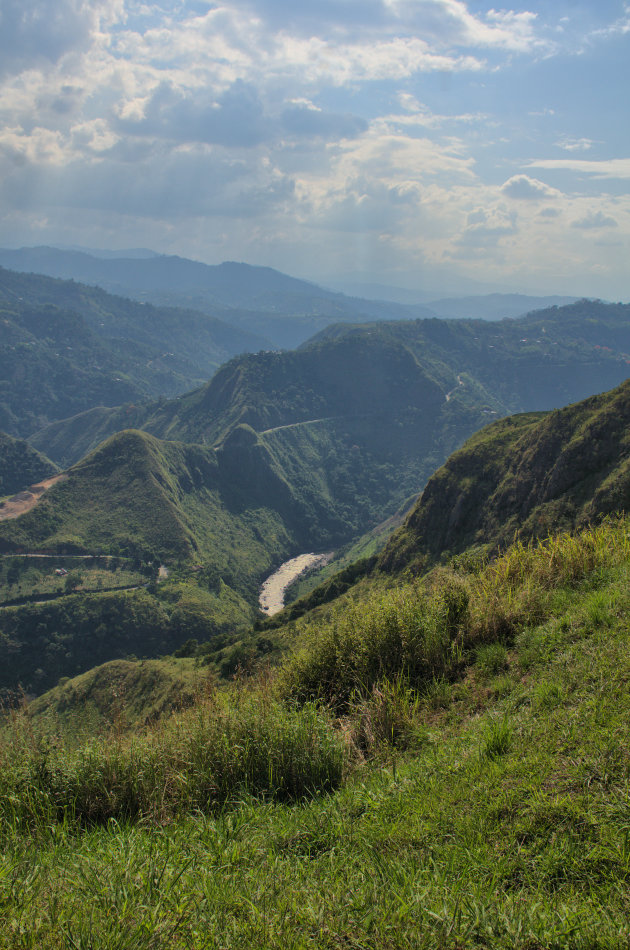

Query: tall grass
<box><xmin>280</xmin><ymin>518</ymin><xmax>630</xmax><ymax>709</ymax></box>
<box><xmin>0</xmin><ymin>688</ymin><xmax>345</xmax><ymax>828</ymax></box>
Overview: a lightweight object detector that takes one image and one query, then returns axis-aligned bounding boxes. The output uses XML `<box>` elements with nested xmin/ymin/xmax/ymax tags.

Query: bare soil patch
<box><xmin>0</xmin><ymin>474</ymin><xmax>67</xmax><ymax>522</ymax></box>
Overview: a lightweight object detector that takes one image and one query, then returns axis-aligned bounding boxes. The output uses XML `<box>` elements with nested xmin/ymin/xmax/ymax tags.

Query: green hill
<box><xmin>31</xmin><ymin>299</ymin><xmax>630</xmax><ymax>469</ymax></box>
<box><xmin>0</xmin><ymin>431</ymin><xmax>58</xmax><ymax>497</ymax></box>
<box><xmin>3</xmin><ymin>516</ymin><xmax>630</xmax><ymax>947</ymax></box>
<box><xmin>0</xmin><ymin>266</ymin><xmax>267</xmax><ymax>437</ymax></box>
<box><xmin>5</xmin><ymin>361</ymin><xmax>630</xmax><ymax>945</ymax></box>
<box><xmin>380</xmin><ymin>376</ymin><xmax>630</xmax><ymax>575</ymax></box>
<box><xmin>26</xmin><ymin>656</ymin><xmax>211</xmax><ymax>739</ymax></box>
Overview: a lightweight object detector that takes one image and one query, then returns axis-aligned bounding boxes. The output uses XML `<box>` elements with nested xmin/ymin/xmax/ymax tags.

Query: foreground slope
<box><xmin>2</xmin><ymin>519</ymin><xmax>630</xmax><ymax>948</ymax></box>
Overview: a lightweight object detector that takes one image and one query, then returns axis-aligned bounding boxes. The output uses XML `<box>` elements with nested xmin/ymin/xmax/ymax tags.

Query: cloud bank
<box><xmin>0</xmin><ymin>0</ymin><xmax>628</xmax><ymax>298</ymax></box>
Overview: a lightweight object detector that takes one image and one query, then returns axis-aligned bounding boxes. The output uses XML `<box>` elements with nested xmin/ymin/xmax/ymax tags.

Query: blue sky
<box><xmin>0</xmin><ymin>0</ymin><xmax>628</xmax><ymax>297</ymax></box>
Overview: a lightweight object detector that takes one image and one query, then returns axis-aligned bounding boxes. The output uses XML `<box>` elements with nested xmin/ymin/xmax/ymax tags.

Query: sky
<box><xmin>0</xmin><ymin>0</ymin><xmax>629</xmax><ymax>298</ymax></box>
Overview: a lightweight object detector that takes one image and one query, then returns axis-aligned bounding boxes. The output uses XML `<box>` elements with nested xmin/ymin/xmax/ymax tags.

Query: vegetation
<box><xmin>0</xmin><ymin>431</ymin><xmax>58</xmax><ymax>497</ymax></box>
<box><xmin>26</xmin><ymin>656</ymin><xmax>210</xmax><ymax>740</ymax></box>
<box><xmin>0</xmin><ymin>266</ymin><xmax>266</xmax><ymax>437</ymax></box>
<box><xmin>1</xmin><ymin>516</ymin><xmax>630</xmax><ymax>946</ymax></box>
<box><xmin>380</xmin><ymin>376</ymin><xmax>630</xmax><ymax>576</ymax></box>
<box><xmin>32</xmin><ymin>298</ymin><xmax>630</xmax><ymax>468</ymax></box>
<box><xmin>0</xmin><ymin>554</ymin><xmax>147</xmax><ymax>605</ymax></box>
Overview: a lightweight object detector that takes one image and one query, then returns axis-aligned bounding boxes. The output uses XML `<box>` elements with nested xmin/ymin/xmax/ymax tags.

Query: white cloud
<box><xmin>528</xmin><ymin>158</ymin><xmax>630</xmax><ymax>179</ymax></box>
<box><xmin>589</xmin><ymin>4</ymin><xmax>630</xmax><ymax>40</ymax></box>
<box><xmin>555</xmin><ymin>137</ymin><xmax>595</xmax><ymax>152</ymax></box>
<box><xmin>454</xmin><ymin>205</ymin><xmax>518</xmax><ymax>248</ymax></box>
<box><xmin>384</xmin><ymin>0</ymin><xmax>544</xmax><ymax>52</ymax></box>
<box><xmin>501</xmin><ymin>174</ymin><xmax>559</xmax><ymax>200</ymax></box>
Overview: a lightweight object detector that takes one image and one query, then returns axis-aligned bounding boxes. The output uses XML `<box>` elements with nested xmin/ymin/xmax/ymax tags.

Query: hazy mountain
<box><xmin>425</xmin><ymin>292</ymin><xmax>581</xmax><ymax>321</ymax></box>
<box><xmin>29</xmin><ymin>299</ymin><xmax>630</xmax><ymax>472</ymax></box>
<box><xmin>0</xmin><ymin>246</ymin><xmax>437</xmax><ymax>347</ymax></box>
<box><xmin>0</xmin><ymin>266</ymin><xmax>267</xmax><ymax>436</ymax></box>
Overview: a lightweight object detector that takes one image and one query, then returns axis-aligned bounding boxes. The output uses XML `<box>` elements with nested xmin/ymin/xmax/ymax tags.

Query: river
<box><xmin>259</xmin><ymin>552</ymin><xmax>332</xmax><ymax>616</ymax></box>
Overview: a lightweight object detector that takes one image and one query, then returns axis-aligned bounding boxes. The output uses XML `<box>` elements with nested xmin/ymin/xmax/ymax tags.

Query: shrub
<box><xmin>280</xmin><ymin>575</ymin><xmax>470</xmax><ymax>709</ymax></box>
<box><xmin>345</xmin><ymin>677</ymin><xmax>424</xmax><ymax>755</ymax></box>
<box><xmin>0</xmin><ymin>691</ymin><xmax>346</xmax><ymax>828</ymax></box>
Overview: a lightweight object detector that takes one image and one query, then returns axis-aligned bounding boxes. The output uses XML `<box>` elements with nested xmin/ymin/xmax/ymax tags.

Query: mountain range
<box><xmin>1</xmin><ymin>290</ymin><xmax>630</xmax><ymax>694</ymax></box>
<box><xmin>0</xmin><ymin>246</ymin><xmax>580</xmax><ymax>347</ymax></box>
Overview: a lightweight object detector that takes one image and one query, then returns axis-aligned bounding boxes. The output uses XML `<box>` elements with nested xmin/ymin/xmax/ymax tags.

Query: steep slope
<box><xmin>0</xmin><ymin>428</ymin><xmax>301</xmax><ymax>694</ymax></box>
<box><xmin>0</xmin><ymin>432</ymin><xmax>58</xmax><ymax>497</ymax></box>
<box><xmin>0</xmin><ymin>429</ymin><xmax>298</xmax><ymax>569</ymax></box>
<box><xmin>380</xmin><ymin>377</ymin><xmax>630</xmax><ymax>574</ymax></box>
<box><xmin>26</xmin><ymin>657</ymin><xmax>209</xmax><ymax>738</ymax></box>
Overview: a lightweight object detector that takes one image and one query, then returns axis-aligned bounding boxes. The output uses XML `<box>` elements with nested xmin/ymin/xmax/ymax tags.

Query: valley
<box><xmin>1</xmin><ymin>260</ymin><xmax>630</xmax><ymax>949</ymax></box>
<box><xmin>3</xmin><ymin>0</ymin><xmax>628</xmax><ymax>942</ymax></box>
<box><xmin>2</xmin><ymin>289</ymin><xmax>630</xmax><ymax>695</ymax></box>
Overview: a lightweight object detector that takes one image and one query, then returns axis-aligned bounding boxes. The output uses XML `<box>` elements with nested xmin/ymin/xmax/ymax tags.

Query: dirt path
<box><xmin>0</xmin><ymin>474</ymin><xmax>67</xmax><ymax>522</ymax></box>
<box><xmin>259</xmin><ymin>552</ymin><xmax>332</xmax><ymax>616</ymax></box>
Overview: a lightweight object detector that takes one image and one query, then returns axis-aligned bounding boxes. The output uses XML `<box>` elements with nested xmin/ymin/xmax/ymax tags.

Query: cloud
<box><xmin>116</xmin><ymin>80</ymin><xmax>272</xmax><ymax>148</ymax></box>
<box><xmin>281</xmin><ymin>106</ymin><xmax>367</xmax><ymax>141</ymax></box>
<box><xmin>452</xmin><ymin>205</ymin><xmax>518</xmax><ymax>251</ymax></box>
<box><xmin>0</xmin><ymin>0</ymin><xmax>123</xmax><ymax>77</ymax></box>
<box><xmin>0</xmin><ymin>137</ymin><xmax>296</xmax><ymax>220</ymax></box>
<box><xmin>527</xmin><ymin>158</ymin><xmax>630</xmax><ymax>179</ymax></box>
<box><xmin>571</xmin><ymin>211</ymin><xmax>618</xmax><ymax>230</ymax></box>
<box><xmin>501</xmin><ymin>174</ymin><xmax>559</xmax><ymax>200</ymax></box>
<box><xmin>384</xmin><ymin>0</ymin><xmax>544</xmax><ymax>53</ymax></box>
<box><xmin>555</xmin><ymin>137</ymin><xmax>595</xmax><ymax>152</ymax></box>
<box><xmin>589</xmin><ymin>5</ymin><xmax>630</xmax><ymax>40</ymax></box>
<box><xmin>538</xmin><ymin>206</ymin><xmax>561</xmax><ymax>218</ymax></box>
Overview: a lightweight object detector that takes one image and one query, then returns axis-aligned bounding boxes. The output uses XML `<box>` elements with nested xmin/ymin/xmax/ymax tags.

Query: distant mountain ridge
<box><xmin>425</xmin><ymin>292</ymin><xmax>580</xmax><ymax>322</ymax></box>
<box><xmin>30</xmin><ymin>298</ymin><xmax>630</xmax><ymax>469</ymax></box>
<box><xmin>0</xmin><ymin>246</ymin><xmax>439</xmax><ymax>347</ymax></box>
<box><xmin>0</xmin><ymin>266</ymin><xmax>267</xmax><ymax>436</ymax></box>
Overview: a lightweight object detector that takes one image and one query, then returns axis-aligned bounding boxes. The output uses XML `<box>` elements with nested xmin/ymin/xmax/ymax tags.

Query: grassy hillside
<box><xmin>380</xmin><ymin>376</ymin><xmax>630</xmax><ymax>575</ymax></box>
<box><xmin>0</xmin><ymin>429</ymin><xmax>301</xmax><ymax>694</ymax></box>
<box><xmin>2</xmin><ymin>518</ymin><xmax>630</xmax><ymax>947</ymax></box>
<box><xmin>0</xmin><ymin>431</ymin><xmax>58</xmax><ymax>496</ymax></box>
<box><xmin>27</xmin><ymin>656</ymin><xmax>212</xmax><ymax>740</ymax></box>
<box><xmin>0</xmin><ymin>266</ymin><xmax>267</xmax><ymax>436</ymax></box>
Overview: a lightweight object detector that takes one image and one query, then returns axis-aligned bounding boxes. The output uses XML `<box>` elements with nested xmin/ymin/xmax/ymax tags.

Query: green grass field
<box><xmin>1</xmin><ymin>519</ymin><xmax>629</xmax><ymax>948</ymax></box>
